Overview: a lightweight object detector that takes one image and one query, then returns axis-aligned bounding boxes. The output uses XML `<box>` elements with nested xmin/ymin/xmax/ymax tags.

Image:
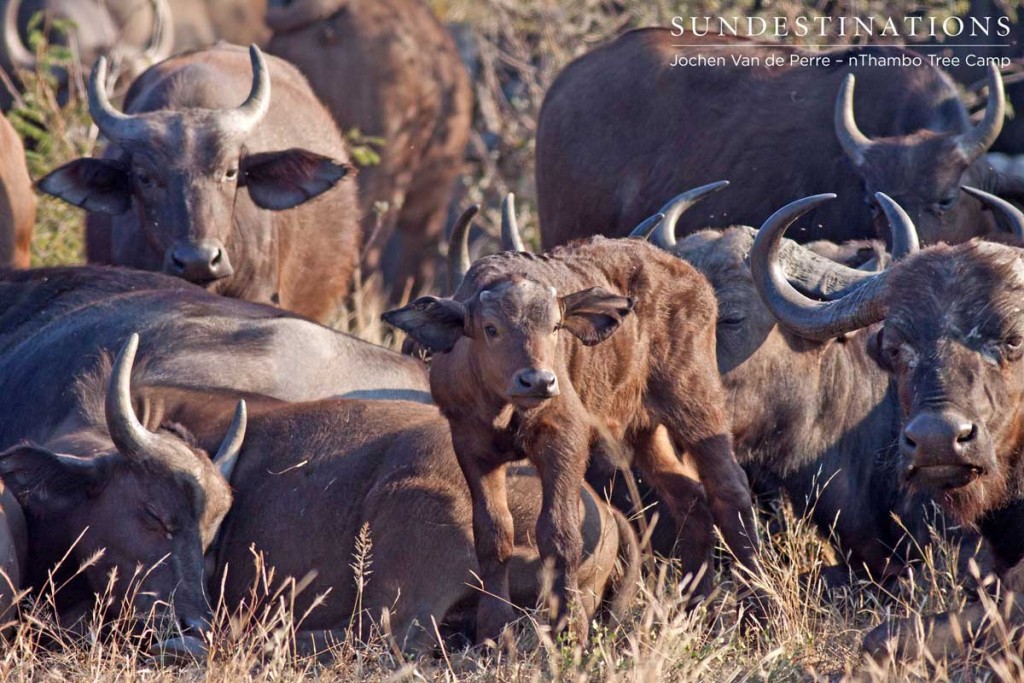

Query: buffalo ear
<box><xmin>559</xmin><ymin>287</ymin><xmax>635</xmax><ymax>346</ymax></box>
<box><xmin>0</xmin><ymin>445</ymin><xmax>114</xmax><ymax>518</ymax></box>
<box><xmin>37</xmin><ymin>159</ymin><xmax>131</xmax><ymax>214</ymax></box>
<box><xmin>242</xmin><ymin>148</ymin><xmax>350</xmax><ymax>210</ymax></box>
<box><xmin>382</xmin><ymin>296</ymin><xmax>467</xmax><ymax>354</ymax></box>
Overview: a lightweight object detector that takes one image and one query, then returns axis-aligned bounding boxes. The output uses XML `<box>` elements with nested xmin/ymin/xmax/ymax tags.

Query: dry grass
<box><xmin>9</xmin><ymin>1</ymin><xmax>1024</xmax><ymax>681</ymax></box>
<box><xmin>1</xmin><ymin>502</ymin><xmax>1021</xmax><ymax>682</ymax></box>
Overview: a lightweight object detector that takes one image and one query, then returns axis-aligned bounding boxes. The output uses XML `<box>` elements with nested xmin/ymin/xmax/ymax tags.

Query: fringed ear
<box><xmin>382</xmin><ymin>296</ymin><xmax>468</xmax><ymax>353</ymax></box>
<box><xmin>559</xmin><ymin>287</ymin><xmax>635</xmax><ymax>346</ymax></box>
<box><xmin>0</xmin><ymin>445</ymin><xmax>115</xmax><ymax>518</ymax></box>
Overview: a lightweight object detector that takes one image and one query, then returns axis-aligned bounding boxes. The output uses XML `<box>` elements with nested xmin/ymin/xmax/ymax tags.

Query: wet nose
<box><xmin>901</xmin><ymin>411</ymin><xmax>986</xmax><ymax>486</ymax></box>
<box><xmin>165</xmin><ymin>239</ymin><xmax>233</xmax><ymax>282</ymax></box>
<box><xmin>902</xmin><ymin>412</ymin><xmax>977</xmax><ymax>458</ymax></box>
<box><xmin>510</xmin><ymin>368</ymin><xmax>560</xmax><ymax>398</ymax></box>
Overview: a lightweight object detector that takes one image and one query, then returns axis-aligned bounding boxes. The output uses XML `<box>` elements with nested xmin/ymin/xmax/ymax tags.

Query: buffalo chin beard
<box><xmin>918</xmin><ymin>470</ymin><xmax>1011</xmax><ymax>528</ymax></box>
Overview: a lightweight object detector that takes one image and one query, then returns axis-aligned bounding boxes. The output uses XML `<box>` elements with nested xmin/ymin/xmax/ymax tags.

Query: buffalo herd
<box><xmin>0</xmin><ymin>0</ymin><xmax>1024</xmax><ymax>670</ymax></box>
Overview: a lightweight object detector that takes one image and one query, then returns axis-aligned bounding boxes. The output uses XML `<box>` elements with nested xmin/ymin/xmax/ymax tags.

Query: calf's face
<box><xmin>878</xmin><ymin>243</ymin><xmax>1024</xmax><ymax>524</ymax></box>
<box><xmin>384</xmin><ymin>277</ymin><xmax>634</xmax><ymax>407</ymax></box>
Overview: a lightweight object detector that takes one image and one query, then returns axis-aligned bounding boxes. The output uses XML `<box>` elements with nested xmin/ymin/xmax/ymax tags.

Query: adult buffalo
<box><xmin>38</xmin><ymin>44</ymin><xmax>360</xmax><ymax>324</ymax></box>
<box><xmin>384</xmin><ymin>234</ymin><xmax>759</xmax><ymax>641</ymax></box>
<box><xmin>536</xmin><ymin>30</ymin><xmax>1017</xmax><ymax>248</ymax></box>
<box><xmin>0</xmin><ymin>111</ymin><xmax>33</xmax><ymax>268</ymax></box>
<box><xmin>0</xmin><ymin>335</ymin><xmax>244</xmax><ymax>649</ymax></box>
<box><xmin>143</xmin><ymin>392</ymin><xmax>639</xmax><ymax>655</ymax></box>
<box><xmin>611</xmin><ymin>183</ymin><xmax>984</xmax><ymax>585</ymax></box>
<box><xmin>0</xmin><ymin>0</ymin><xmax>174</xmax><ymax>106</ymax></box>
<box><xmin>0</xmin><ymin>266</ymin><xmax>430</xmax><ymax>445</ymax></box>
<box><xmin>266</xmin><ymin>0</ymin><xmax>472</xmax><ymax>294</ymax></box>
<box><xmin>747</xmin><ymin>187</ymin><xmax>1024</xmax><ymax>658</ymax></box>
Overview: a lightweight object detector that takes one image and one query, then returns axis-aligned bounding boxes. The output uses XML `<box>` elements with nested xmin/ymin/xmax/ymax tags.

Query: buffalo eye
<box><xmin>144</xmin><ymin>507</ymin><xmax>173</xmax><ymax>539</ymax></box>
<box><xmin>934</xmin><ymin>195</ymin><xmax>957</xmax><ymax>213</ymax></box>
<box><xmin>717</xmin><ymin>314</ymin><xmax>745</xmax><ymax>327</ymax></box>
<box><xmin>484</xmin><ymin>324</ymin><xmax>498</xmax><ymax>339</ymax></box>
<box><xmin>224</xmin><ymin>167</ymin><xmax>239</xmax><ymax>181</ymax></box>
<box><xmin>136</xmin><ymin>172</ymin><xmax>153</xmax><ymax>188</ymax></box>
<box><xmin>1004</xmin><ymin>335</ymin><xmax>1024</xmax><ymax>357</ymax></box>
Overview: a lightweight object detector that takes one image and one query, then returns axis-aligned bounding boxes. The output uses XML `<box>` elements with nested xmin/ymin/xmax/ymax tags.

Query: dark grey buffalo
<box><xmin>537</xmin><ymin>30</ymin><xmax>1019</xmax><ymax>249</ymax></box>
<box><xmin>0</xmin><ymin>266</ymin><xmax>430</xmax><ymax>451</ymax></box>
<box><xmin>39</xmin><ymin>44</ymin><xmax>360</xmax><ymax>324</ymax></box>
<box><xmin>603</xmin><ymin>184</ymin><xmax>984</xmax><ymax>586</ymax></box>
<box><xmin>0</xmin><ymin>334</ymin><xmax>244</xmax><ymax>648</ymax></box>
<box><xmin>747</xmin><ymin>187</ymin><xmax>1024</xmax><ymax>658</ymax></box>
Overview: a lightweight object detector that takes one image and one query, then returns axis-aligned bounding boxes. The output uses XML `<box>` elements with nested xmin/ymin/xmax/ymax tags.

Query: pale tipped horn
<box><xmin>88</xmin><ymin>57</ymin><xmax>152</xmax><ymax>142</ymax></box>
<box><xmin>1</xmin><ymin>0</ymin><xmax>34</xmax><ymax>71</ymax></box>
<box><xmin>643</xmin><ymin>181</ymin><xmax>730</xmax><ymax>248</ymax></box>
<box><xmin>140</xmin><ymin>0</ymin><xmax>174</xmax><ymax>65</ymax></box>
<box><xmin>629</xmin><ymin>212</ymin><xmax>665</xmax><ymax>240</ymax></box>
<box><xmin>957</xmin><ymin>64</ymin><xmax>1005</xmax><ymax>163</ymax></box>
<box><xmin>750</xmin><ymin>194</ymin><xmax>890</xmax><ymax>341</ymax></box>
<box><xmin>223</xmin><ymin>45</ymin><xmax>271</xmax><ymax>135</ymax></box>
<box><xmin>447</xmin><ymin>204</ymin><xmax>478</xmax><ymax>293</ymax></box>
<box><xmin>834</xmin><ymin>75</ymin><xmax>873</xmax><ymax>167</ymax></box>
<box><xmin>962</xmin><ymin>185</ymin><xmax>1024</xmax><ymax>239</ymax></box>
<box><xmin>106</xmin><ymin>333</ymin><xmax>159</xmax><ymax>460</ymax></box>
<box><xmin>213</xmin><ymin>400</ymin><xmax>246</xmax><ymax>483</ymax></box>
<box><xmin>874</xmin><ymin>192</ymin><xmax>920</xmax><ymax>260</ymax></box>
<box><xmin>501</xmin><ymin>193</ymin><xmax>526</xmax><ymax>252</ymax></box>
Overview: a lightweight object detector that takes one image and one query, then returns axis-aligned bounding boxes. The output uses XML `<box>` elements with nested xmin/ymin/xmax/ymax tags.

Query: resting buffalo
<box><xmin>1</xmin><ymin>0</ymin><xmax>174</xmax><ymax>106</ymax></box>
<box><xmin>141</xmin><ymin>392</ymin><xmax>638</xmax><ymax>654</ymax></box>
<box><xmin>384</xmin><ymin>235</ymin><xmax>758</xmax><ymax>640</ymax></box>
<box><xmin>0</xmin><ymin>266</ymin><xmax>430</xmax><ymax>439</ymax></box>
<box><xmin>610</xmin><ymin>183</ymin><xmax>983</xmax><ymax>586</ymax></box>
<box><xmin>39</xmin><ymin>44</ymin><xmax>360</xmax><ymax>324</ymax></box>
<box><xmin>0</xmin><ymin>111</ymin><xmax>33</xmax><ymax>268</ymax></box>
<box><xmin>0</xmin><ymin>335</ymin><xmax>244</xmax><ymax>644</ymax></box>
<box><xmin>536</xmin><ymin>30</ymin><xmax>1018</xmax><ymax>248</ymax></box>
<box><xmin>267</xmin><ymin>0</ymin><xmax>472</xmax><ymax>294</ymax></box>
<box><xmin>747</xmin><ymin>188</ymin><xmax>1024</xmax><ymax>657</ymax></box>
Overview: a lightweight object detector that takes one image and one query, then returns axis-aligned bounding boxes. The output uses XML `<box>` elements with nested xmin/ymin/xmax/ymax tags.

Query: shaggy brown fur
<box><xmin>384</xmin><ymin>236</ymin><xmax>756</xmax><ymax>640</ymax></box>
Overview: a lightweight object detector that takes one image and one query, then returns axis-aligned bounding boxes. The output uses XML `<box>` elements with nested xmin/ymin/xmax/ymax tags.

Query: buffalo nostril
<box><xmin>517</xmin><ymin>375</ymin><xmax>532</xmax><ymax>389</ymax></box>
<box><xmin>171</xmin><ymin>254</ymin><xmax>186</xmax><ymax>270</ymax></box>
<box><xmin>957</xmin><ymin>424</ymin><xmax>978</xmax><ymax>444</ymax></box>
<box><xmin>902</xmin><ymin>432</ymin><xmax>916</xmax><ymax>448</ymax></box>
<box><xmin>210</xmin><ymin>249</ymin><xmax>223</xmax><ymax>266</ymax></box>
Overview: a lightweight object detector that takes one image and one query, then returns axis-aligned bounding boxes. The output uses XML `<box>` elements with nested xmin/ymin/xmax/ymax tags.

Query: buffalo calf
<box><xmin>384</xmin><ymin>235</ymin><xmax>758</xmax><ymax>640</ymax></box>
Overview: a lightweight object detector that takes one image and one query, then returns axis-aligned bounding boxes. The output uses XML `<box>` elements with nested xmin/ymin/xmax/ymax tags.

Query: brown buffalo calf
<box><xmin>384</xmin><ymin>236</ymin><xmax>758</xmax><ymax>640</ymax></box>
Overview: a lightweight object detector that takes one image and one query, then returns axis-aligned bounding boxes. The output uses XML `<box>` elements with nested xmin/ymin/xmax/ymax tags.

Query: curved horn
<box><xmin>629</xmin><ymin>212</ymin><xmax>665</xmax><ymax>241</ymax></box>
<box><xmin>644</xmin><ymin>181</ymin><xmax>730</xmax><ymax>248</ymax></box>
<box><xmin>834</xmin><ymin>75</ymin><xmax>873</xmax><ymax>167</ymax></box>
<box><xmin>213</xmin><ymin>400</ymin><xmax>246</xmax><ymax>483</ymax></box>
<box><xmin>88</xmin><ymin>57</ymin><xmax>152</xmax><ymax>142</ymax></box>
<box><xmin>962</xmin><ymin>185</ymin><xmax>1024</xmax><ymax>239</ymax></box>
<box><xmin>957</xmin><ymin>64</ymin><xmax>1005</xmax><ymax>163</ymax></box>
<box><xmin>447</xmin><ymin>204</ymin><xmax>478</xmax><ymax>293</ymax></box>
<box><xmin>501</xmin><ymin>193</ymin><xmax>526</xmax><ymax>252</ymax></box>
<box><xmin>750</xmin><ymin>194</ymin><xmax>890</xmax><ymax>341</ymax></box>
<box><xmin>1</xmin><ymin>0</ymin><xmax>34</xmax><ymax>70</ymax></box>
<box><xmin>106</xmin><ymin>333</ymin><xmax>159</xmax><ymax>460</ymax></box>
<box><xmin>223</xmin><ymin>45</ymin><xmax>271</xmax><ymax>135</ymax></box>
<box><xmin>874</xmin><ymin>192</ymin><xmax>920</xmax><ymax>260</ymax></box>
<box><xmin>140</xmin><ymin>0</ymin><xmax>174</xmax><ymax>64</ymax></box>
